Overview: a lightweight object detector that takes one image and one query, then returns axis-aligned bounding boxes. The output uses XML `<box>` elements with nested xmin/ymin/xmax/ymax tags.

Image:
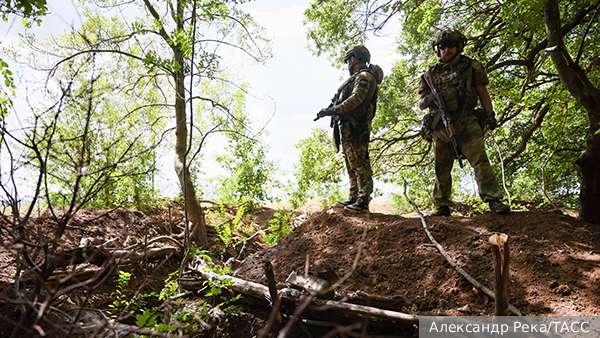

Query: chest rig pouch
<box><xmin>432</xmin><ymin>56</ymin><xmax>473</xmax><ymax>115</ymax></box>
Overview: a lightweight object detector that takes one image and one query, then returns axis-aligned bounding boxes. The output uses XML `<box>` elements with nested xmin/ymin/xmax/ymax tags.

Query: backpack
<box><xmin>365</xmin><ymin>64</ymin><xmax>383</xmax><ymax>121</ymax></box>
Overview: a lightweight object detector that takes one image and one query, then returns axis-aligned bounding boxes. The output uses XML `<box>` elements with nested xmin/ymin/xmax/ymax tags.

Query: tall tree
<box><xmin>22</xmin><ymin>1</ymin><xmax>271</xmax><ymax>244</ymax></box>
<box><xmin>305</xmin><ymin>0</ymin><xmax>600</xmax><ymax>223</ymax></box>
<box><xmin>544</xmin><ymin>0</ymin><xmax>600</xmax><ymax>223</ymax></box>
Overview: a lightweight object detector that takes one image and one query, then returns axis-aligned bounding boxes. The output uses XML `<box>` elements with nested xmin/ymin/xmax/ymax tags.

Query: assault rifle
<box><xmin>423</xmin><ymin>71</ymin><xmax>466</xmax><ymax>168</ymax></box>
<box><xmin>314</xmin><ymin>93</ymin><xmax>341</xmax><ymax>153</ymax></box>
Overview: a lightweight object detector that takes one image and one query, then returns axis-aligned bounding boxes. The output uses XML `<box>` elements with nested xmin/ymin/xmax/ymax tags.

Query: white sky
<box><xmin>1</xmin><ymin>0</ymin><xmax>402</xmax><ymax>201</ymax></box>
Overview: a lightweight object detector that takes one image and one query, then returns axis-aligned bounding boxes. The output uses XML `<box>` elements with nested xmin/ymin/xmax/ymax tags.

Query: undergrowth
<box><xmin>107</xmin><ymin>252</ymin><xmax>244</xmax><ymax>336</ymax></box>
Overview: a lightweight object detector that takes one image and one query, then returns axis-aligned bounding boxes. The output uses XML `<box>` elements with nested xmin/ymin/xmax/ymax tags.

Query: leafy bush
<box><xmin>214</xmin><ymin>133</ymin><xmax>280</xmax><ymax>205</ymax></box>
<box><xmin>262</xmin><ymin>209</ymin><xmax>293</xmax><ymax>246</ymax></box>
<box><xmin>286</xmin><ymin>128</ymin><xmax>345</xmax><ymax>209</ymax></box>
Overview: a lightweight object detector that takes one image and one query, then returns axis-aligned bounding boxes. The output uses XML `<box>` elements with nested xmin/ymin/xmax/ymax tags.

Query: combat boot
<box><xmin>489</xmin><ymin>200</ymin><xmax>510</xmax><ymax>213</ymax></box>
<box><xmin>345</xmin><ymin>198</ymin><xmax>369</xmax><ymax>212</ymax></box>
<box><xmin>432</xmin><ymin>206</ymin><xmax>451</xmax><ymax>217</ymax></box>
<box><xmin>336</xmin><ymin>197</ymin><xmax>356</xmax><ymax>207</ymax></box>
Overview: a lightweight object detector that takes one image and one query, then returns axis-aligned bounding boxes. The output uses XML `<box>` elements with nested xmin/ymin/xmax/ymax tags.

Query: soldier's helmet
<box><xmin>344</xmin><ymin>45</ymin><xmax>371</xmax><ymax>63</ymax></box>
<box><xmin>433</xmin><ymin>28</ymin><xmax>465</xmax><ymax>56</ymax></box>
<box><xmin>370</xmin><ymin>64</ymin><xmax>384</xmax><ymax>84</ymax></box>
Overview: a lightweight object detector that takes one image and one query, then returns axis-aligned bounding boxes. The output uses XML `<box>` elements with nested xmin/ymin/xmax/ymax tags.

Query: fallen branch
<box><xmin>126</xmin><ymin>236</ymin><xmax>183</xmax><ymax>250</ymax></box>
<box><xmin>112</xmin><ymin>246</ymin><xmax>179</xmax><ymax>265</ymax></box>
<box><xmin>313</xmin><ymin>299</ymin><xmax>418</xmax><ymax>324</ymax></box>
<box><xmin>80</xmin><ymin>321</ymin><xmax>173</xmax><ymax>337</ymax></box>
<box><xmin>236</xmin><ymin>230</ymin><xmax>264</xmax><ymax>260</ymax></box>
<box><xmin>46</xmin><ymin>246</ymin><xmax>178</xmax><ymax>282</ymax></box>
<box><xmin>192</xmin><ymin>258</ymin><xmax>274</xmax><ymax>302</ymax></box>
<box><xmin>343</xmin><ymin>291</ymin><xmax>411</xmax><ymax>312</ymax></box>
<box><xmin>190</xmin><ymin>260</ymin><xmax>419</xmax><ymax>325</ymax></box>
<box><xmin>46</xmin><ymin>246</ymin><xmax>111</xmax><ymax>272</ymax></box>
<box><xmin>402</xmin><ymin>181</ymin><xmax>524</xmax><ymax>316</ymax></box>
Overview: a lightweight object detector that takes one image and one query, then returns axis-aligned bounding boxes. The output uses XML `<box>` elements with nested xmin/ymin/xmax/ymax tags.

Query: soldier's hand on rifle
<box><xmin>423</xmin><ymin>93</ymin><xmax>437</xmax><ymax>108</ymax></box>
<box><xmin>314</xmin><ymin>107</ymin><xmax>335</xmax><ymax>121</ymax></box>
<box><xmin>485</xmin><ymin>110</ymin><xmax>497</xmax><ymax>130</ymax></box>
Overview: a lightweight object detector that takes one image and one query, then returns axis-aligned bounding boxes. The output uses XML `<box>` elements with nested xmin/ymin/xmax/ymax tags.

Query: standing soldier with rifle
<box><xmin>418</xmin><ymin>28</ymin><xmax>509</xmax><ymax>216</ymax></box>
<box><xmin>315</xmin><ymin>45</ymin><xmax>381</xmax><ymax>212</ymax></box>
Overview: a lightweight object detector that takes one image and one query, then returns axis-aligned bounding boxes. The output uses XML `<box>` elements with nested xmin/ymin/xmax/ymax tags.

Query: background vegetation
<box><xmin>3</xmin><ymin>0</ymin><xmax>599</xmax><ymax>219</ymax></box>
<box><xmin>302</xmin><ymin>0</ymin><xmax>599</xmax><ymax>216</ymax></box>
<box><xmin>1</xmin><ymin>0</ymin><xmax>600</xmax><ymax>337</ymax></box>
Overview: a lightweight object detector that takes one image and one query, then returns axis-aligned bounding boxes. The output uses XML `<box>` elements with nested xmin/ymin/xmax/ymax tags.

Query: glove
<box><xmin>485</xmin><ymin>110</ymin><xmax>498</xmax><ymax>130</ymax></box>
<box><xmin>423</xmin><ymin>94</ymin><xmax>436</xmax><ymax>108</ymax></box>
<box><xmin>317</xmin><ymin>107</ymin><xmax>335</xmax><ymax>119</ymax></box>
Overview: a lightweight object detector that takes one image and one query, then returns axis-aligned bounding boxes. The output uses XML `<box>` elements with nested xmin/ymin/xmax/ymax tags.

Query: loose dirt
<box><xmin>1</xmin><ymin>201</ymin><xmax>599</xmax><ymax>337</ymax></box>
<box><xmin>236</xmin><ymin>204</ymin><xmax>600</xmax><ymax>319</ymax></box>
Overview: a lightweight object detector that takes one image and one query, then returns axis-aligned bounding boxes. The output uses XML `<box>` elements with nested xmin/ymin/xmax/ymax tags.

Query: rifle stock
<box><xmin>423</xmin><ymin>71</ymin><xmax>465</xmax><ymax>168</ymax></box>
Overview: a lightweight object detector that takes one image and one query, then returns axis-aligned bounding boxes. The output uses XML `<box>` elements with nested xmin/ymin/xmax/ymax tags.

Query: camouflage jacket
<box><xmin>333</xmin><ymin>65</ymin><xmax>378</xmax><ymax>124</ymax></box>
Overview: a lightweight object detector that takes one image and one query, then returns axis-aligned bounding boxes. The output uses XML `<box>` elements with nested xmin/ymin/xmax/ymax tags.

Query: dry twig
<box><xmin>402</xmin><ymin>181</ymin><xmax>524</xmax><ymax>316</ymax></box>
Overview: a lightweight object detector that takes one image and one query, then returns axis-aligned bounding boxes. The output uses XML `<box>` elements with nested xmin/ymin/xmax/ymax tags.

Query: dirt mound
<box><xmin>235</xmin><ymin>206</ymin><xmax>600</xmax><ymax>316</ymax></box>
<box><xmin>3</xmin><ymin>202</ymin><xmax>600</xmax><ymax>337</ymax></box>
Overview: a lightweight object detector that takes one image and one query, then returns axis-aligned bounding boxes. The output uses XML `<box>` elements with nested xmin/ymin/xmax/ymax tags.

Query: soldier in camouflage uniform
<box><xmin>418</xmin><ymin>29</ymin><xmax>509</xmax><ymax>216</ymax></box>
<box><xmin>316</xmin><ymin>45</ymin><xmax>380</xmax><ymax>212</ymax></box>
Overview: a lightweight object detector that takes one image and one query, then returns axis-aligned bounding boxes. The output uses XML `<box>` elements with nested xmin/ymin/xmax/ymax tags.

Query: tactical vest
<box><xmin>428</xmin><ymin>55</ymin><xmax>477</xmax><ymax>125</ymax></box>
<box><xmin>334</xmin><ymin>66</ymin><xmax>378</xmax><ymax>124</ymax></box>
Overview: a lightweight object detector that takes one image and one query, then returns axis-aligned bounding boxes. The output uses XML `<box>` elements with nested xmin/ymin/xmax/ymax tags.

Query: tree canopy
<box><xmin>303</xmin><ymin>0</ymin><xmax>600</xmax><ymax>221</ymax></box>
<box><xmin>4</xmin><ymin>0</ymin><xmax>273</xmax><ymax>245</ymax></box>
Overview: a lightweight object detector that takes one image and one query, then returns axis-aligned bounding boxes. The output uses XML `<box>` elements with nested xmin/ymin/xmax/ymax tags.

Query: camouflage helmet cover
<box><xmin>433</xmin><ymin>28</ymin><xmax>465</xmax><ymax>55</ymax></box>
<box><xmin>344</xmin><ymin>45</ymin><xmax>371</xmax><ymax>63</ymax></box>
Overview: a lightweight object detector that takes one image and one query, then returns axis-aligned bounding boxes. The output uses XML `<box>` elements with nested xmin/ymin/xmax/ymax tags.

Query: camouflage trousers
<box><xmin>341</xmin><ymin>121</ymin><xmax>373</xmax><ymax>201</ymax></box>
<box><xmin>432</xmin><ymin>114</ymin><xmax>503</xmax><ymax>207</ymax></box>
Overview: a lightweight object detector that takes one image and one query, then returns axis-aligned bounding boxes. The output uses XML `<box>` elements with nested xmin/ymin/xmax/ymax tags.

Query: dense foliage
<box><xmin>303</xmin><ymin>0</ymin><xmax>600</xmax><ymax>212</ymax></box>
<box><xmin>0</xmin><ymin>0</ymin><xmax>46</xmax><ymax>20</ymax></box>
<box><xmin>214</xmin><ymin>132</ymin><xmax>280</xmax><ymax>205</ymax></box>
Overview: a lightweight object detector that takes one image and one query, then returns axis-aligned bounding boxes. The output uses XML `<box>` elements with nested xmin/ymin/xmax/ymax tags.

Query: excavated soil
<box><xmin>1</xmin><ymin>201</ymin><xmax>600</xmax><ymax>337</ymax></box>
<box><xmin>236</xmin><ymin>205</ymin><xmax>600</xmax><ymax>318</ymax></box>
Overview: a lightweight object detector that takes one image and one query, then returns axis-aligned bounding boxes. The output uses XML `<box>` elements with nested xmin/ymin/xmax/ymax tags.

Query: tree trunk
<box><xmin>174</xmin><ymin>89</ymin><xmax>207</xmax><ymax>245</ymax></box>
<box><xmin>173</xmin><ymin>0</ymin><xmax>207</xmax><ymax>245</ymax></box>
<box><xmin>544</xmin><ymin>0</ymin><xmax>600</xmax><ymax>225</ymax></box>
